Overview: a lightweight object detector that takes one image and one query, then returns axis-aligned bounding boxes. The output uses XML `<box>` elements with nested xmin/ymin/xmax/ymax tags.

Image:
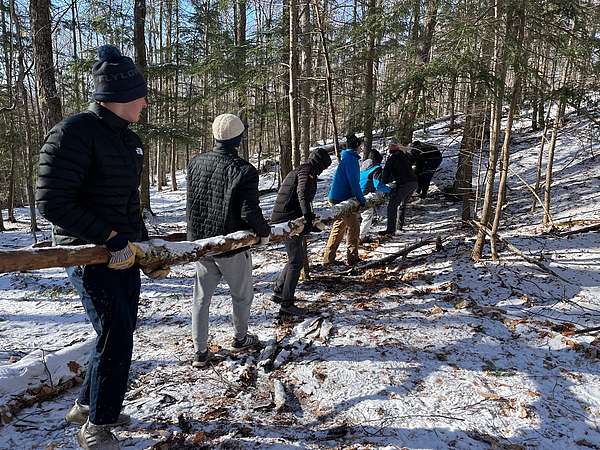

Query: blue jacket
<box><xmin>328</xmin><ymin>149</ymin><xmax>366</xmax><ymax>205</ymax></box>
<box><xmin>360</xmin><ymin>162</ymin><xmax>391</xmax><ymax>195</ymax></box>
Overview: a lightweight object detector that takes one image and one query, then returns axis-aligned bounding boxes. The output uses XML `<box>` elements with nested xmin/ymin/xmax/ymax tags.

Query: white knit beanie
<box><xmin>212</xmin><ymin>113</ymin><xmax>245</xmax><ymax>141</ymax></box>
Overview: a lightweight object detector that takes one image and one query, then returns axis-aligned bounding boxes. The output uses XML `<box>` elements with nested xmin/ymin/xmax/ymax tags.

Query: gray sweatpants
<box><xmin>191</xmin><ymin>250</ymin><xmax>254</xmax><ymax>353</ymax></box>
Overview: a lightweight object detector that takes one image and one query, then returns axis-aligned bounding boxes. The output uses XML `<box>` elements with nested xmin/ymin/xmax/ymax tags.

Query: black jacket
<box><xmin>187</xmin><ymin>142</ymin><xmax>270</xmax><ymax>242</ymax></box>
<box><xmin>36</xmin><ymin>103</ymin><xmax>148</xmax><ymax>246</ymax></box>
<box><xmin>271</xmin><ymin>148</ymin><xmax>331</xmax><ymax>224</ymax></box>
<box><xmin>410</xmin><ymin>141</ymin><xmax>442</xmax><ymax>174</ymax></box>
<box><xmin>381</xmin><ymin>151</ymin><xmax>417</xmax><ymax>186</ymax></box>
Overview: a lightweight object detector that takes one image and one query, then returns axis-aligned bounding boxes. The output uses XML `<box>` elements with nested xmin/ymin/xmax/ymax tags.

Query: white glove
<box><xmin>259</xmin><ymin>236</ymin><xmax>270</xmax><ymax>245</ymax></box>
<box><xmin>313</xmin><ymin>219</ymin><xmax>328</xmax><ymax>232</ymax></box>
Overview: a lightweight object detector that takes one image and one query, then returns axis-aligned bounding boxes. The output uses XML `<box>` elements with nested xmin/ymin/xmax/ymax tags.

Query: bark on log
<box><xmin>326</xmin><ymin>191</ymin><xmax>386</xmax><ymax>220</ymax></box>
<box><xmin>0</xmin><ymin>219</ymin><xmax>305</xmax><ymax>274</ymax></box>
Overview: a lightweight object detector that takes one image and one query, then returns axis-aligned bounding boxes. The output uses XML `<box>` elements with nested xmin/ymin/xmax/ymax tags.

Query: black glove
<box><xmin>301</xmin><ymin>213</ymin><xmax>315</xmax><ymax>235</ymax></box>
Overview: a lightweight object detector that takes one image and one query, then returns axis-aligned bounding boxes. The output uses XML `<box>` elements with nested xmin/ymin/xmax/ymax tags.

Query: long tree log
<box><xmin>0</xmin><ymin>219</ymin><xmax>305</xmax><ymax>274</ymax></box>
<box><xmin>0</xmin><ymin>193</ymin><xmax>390</xmax><ymax>274</ymax></box>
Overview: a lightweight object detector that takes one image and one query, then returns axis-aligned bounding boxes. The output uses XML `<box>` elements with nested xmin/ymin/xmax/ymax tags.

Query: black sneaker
<box><xmin>271</xmin><ymin>294</ymin><xmax>284</xmax><ymax>304</ymax></box>
<box><xmin>378</xmin><ymin>230</ymin><xmax>395</xmax><ymax>237</ymax></box>
<box><xmin>279</xmin><ymin>303</ymin><xmax>309</xmax><ymax>317</ymax></box>
<box><xmin>192</xmin><ymin>350</ymin><xmax>212</xmax><ymax>368</ymax></box>
<box><xmin>231</xmin><ymin>333</ymin><xmax>261</xmax><ymax>353</ymax></box>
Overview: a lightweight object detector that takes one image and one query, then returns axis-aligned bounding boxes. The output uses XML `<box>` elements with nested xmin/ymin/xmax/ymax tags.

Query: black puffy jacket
<box><xmin>36</xmin><ymin>103</ymin><xmax>148</xmax><ymax>246</ymax></box>
<box><xmin>381</xmin><ymin>150</ymin><xmax>417</xmax><ymax>186</ymax></box>
<box><xmin>187</xmin><ymin>142</ymin><xmax>270</xmax><ymax>243</ymax></box>
<box><xmin>271</xmin><ymin>148</ymin><xmax>331</xmax><ymax>224</ymax></box>
<box><xmin>410</xmin><ymin>141</ymin><xmax>442</xmax><ymax>173</ymax></box>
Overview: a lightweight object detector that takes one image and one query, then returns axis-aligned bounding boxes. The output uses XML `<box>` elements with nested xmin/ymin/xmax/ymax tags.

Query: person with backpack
<box><xmin>359</xmin><ymin>148</ymin><xmax>390</xmax><ymax>242</ymax></box>
<box><xmin>271</xmin><ymin>147</ymin><xmax>332</xmax><ymax>315</ymax></box>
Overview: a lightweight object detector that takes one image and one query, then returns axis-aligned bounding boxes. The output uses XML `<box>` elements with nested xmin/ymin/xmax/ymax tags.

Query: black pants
<box><xmin>386</xmin><ymin>182</ymin><xmax>417</xmax><ymax>233</ymax></box>
<box><xmin>273</xmin><ymin>235</ymin><xmax>304</xmax><ymax>304</ymax></box>
<box><xmin>416</xmin><ymin>171</ymin><xmax>436</xmax><ymax>198</ymax></box>
<box><xmin>80</xmin><ymin>265</ymin><xmax>140</xmax><ymax>425</ymax></box>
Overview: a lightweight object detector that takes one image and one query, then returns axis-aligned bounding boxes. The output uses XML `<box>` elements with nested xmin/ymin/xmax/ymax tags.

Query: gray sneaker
<box><xmin>231</xmin><ymin>333</ymin><xmax>261</xmax><ymax>353</ymax></box>
<box><xmin>66</xmin><ymin>400</ymin><xmax>131</xmax><ymax>427</ymax></box>
<box><xmin>191</xmin><ymin>349</ymin><xmax>213</xmax><ymax>368</ymax></box>
<box><xmin>77</xmin><ymin>420</ymin><xmax>120</xmax><ymax>450</ymax></box>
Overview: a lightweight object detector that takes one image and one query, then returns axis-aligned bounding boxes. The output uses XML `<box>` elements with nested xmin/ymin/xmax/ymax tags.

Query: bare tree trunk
<box><xmin>455</xmin><ymin>76</ymin><xmax>485</xmax><ymax>221</ymax></box>
<box><xmin>362</xmin><ymin>0</ymin><xmax>377</xmax><ymax>158</ymax></box>
<box><xmin>530</xmin><ymin>104</ymin><xmax>553</xmax><ymax>212</ymax></box>
<box><xmin>397</xmin><ymin>0</ymin><xmax>439</xmax><ymax>144</ymax></box>
<box><xmin>543</xmin><ymin>102</ymin><xmax>565</xmax><ymax>228</ymax></box>
<box><xmin>11</xmin><ymin>0</ymin><xmax>38</xmax><ymax>238</ymax></box>
<box><xmin>472</xmin><ymin>0</ymin><xmax>511</xmax><ymax>261</ymax></box>
<box><xmin>299</xmin><ymin>1</ymin><xmax>313</xmax><ymax>161</ymax></box>
<box><xmin>236</xmin><ymin>0</ymin><xmax>249</xmax><ymax>160</ymax></box>
<box><xmin>489</xmin><ymin>0</ymin><xmax>526</xmax><ymax>259</ymax></box>
<box><xmin>289</xmin><ymin>0</ymin><xmax>300</xmax><ymax>168</ymax></box>
<box><xmin>313</xmin><ymin>0</ymin><xmax>340</xmax><ymax>158</ymax></box>
<box><xmin>448</xmin><ymin>73</ymin><xmax>457</xmax><ymax>131</ymax></box>
<box><xmin>170</xmin><ymin>0</ymin><xmax>180</xmax><ymax>191</ymax></box>
<box><xmin>29</xmin><ymin>0</ymin><xmax>62</xmax><ymax>133</ymax></box>
<box><xmin>134</xmin><ymin>0</ymin><xmax>152</xmax><ymax>213</ymax></box>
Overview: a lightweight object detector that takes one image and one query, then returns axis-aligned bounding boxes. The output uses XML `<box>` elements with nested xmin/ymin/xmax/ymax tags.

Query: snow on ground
<box><xmin>0</xmin><ymin>110</ymin><xmax>599</xmax><ymax>449</ymax></box>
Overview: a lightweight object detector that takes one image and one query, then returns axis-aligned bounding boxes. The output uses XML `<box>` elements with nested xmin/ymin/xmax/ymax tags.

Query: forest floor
<box><xmin>1</xmin><ymin>111</ymin><xmax>599</xmax><ymax>449</ymax></box>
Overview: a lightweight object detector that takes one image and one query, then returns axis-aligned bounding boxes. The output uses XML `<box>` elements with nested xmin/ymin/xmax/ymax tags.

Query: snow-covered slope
<box><xmin>0</xmin><ymin>111</ymin><xmax>599</xmax><ymax>449</ymax></box>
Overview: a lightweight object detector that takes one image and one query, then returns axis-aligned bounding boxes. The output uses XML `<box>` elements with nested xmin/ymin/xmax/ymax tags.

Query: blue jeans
<box><xmin>81</xmin><ymin>265</ymin><xmax>140</xmax><ymax>424</ymax></box>
<box><xmin>66</xmin><ymin>266</ymin><xmax>101</xmax><ymax>334</ymax></box>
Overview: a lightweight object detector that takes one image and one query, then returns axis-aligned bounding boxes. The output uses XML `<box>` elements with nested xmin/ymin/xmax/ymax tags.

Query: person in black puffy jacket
<box><xmin>380</xmin><ymin>139</ymin><xmax>418</xmax><ymax>235</ymax></box>
<box><xmin>271</xmin><ymin>147</ymin><xmax>331</xmax><ymax>316</ymax></box>
<box><xmin>410</xmin><ymin>140</ymin><xmax>442</xmax><ymax>199</ymax></box>
<box><xmin>36</xmin><ymin>45</ymin><xmax>165</xmax><ymax>450</ymax></box>
<box><xmin>187</xmin><ymin>113</ymin><xmax>270</xmax><ymax>368</ymax></box>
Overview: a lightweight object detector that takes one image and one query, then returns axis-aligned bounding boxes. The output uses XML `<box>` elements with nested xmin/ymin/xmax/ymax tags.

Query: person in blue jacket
<box><xmin>359</xmin><ymin>149</ymin><xmax>390</xmax><ymax>242</ymax></box>
<box><xmin>323</xmin><ymin>133</ymin><xmax>366</xmax><ymax>265</ymax></box>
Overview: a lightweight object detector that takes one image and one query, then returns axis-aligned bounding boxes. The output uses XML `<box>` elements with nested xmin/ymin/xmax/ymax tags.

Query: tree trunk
<box><xmin>489</xmin><ymin>0</ymin><xmax>527</xmax><ymax>259</ymax></box>
<box><xmin>472</xmin><ymin>0</ymin><xmax>511</xmax><ymax>261</ymax></box>
<box><xmin>236</xmin><ymin>0</ymin><xmax>249</xmax><ymax>160</ymax></box>
<box><xmin>397</xmin><ymin>0</ymin><xmax>439</xmax><ymax>145</ymax></box>
<box><xmin>134</xmin><ymin>0</ymin><xmax>152</xmax><ymax>213</ymax></box>
<box><xmin>313</xmin><ymin>0</ymin><xmax>340</xmax><ymax>158</ymax></box>
<box><xmin>11</xmin><ymin>0</ymin><xmax>38</xmax><ymax>238</ymax></box>
<box><xmin>299</xmin><ymin>2</ymin><xmax>313</xmax><ymax>162</ymax></box>
<box><xmin>289</xmin><ymin>0</ymin><xmax>300</xmax><ymax>168</ymax></box>
<box><xmin>29</xmin><ymin>0</ymin><xmax>62</xmax><ymax>133</ymax></box>
<box><xmin>362</xmin><ymin>0</ymin><xmax>377</xmax><ymax>159</ymax></box>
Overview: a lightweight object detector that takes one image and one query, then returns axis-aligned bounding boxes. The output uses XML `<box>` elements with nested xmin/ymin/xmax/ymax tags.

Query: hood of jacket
<box><xmin>307</xmin><ymin>147</ymin><xmax>331</xmax><ymax>174</ymax></box>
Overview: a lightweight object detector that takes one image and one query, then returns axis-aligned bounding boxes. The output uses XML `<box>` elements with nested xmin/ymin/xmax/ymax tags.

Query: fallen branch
<box><xmin>471</xmin><ymin>220</ymin><xmax>571</xmax><ymax>284</ymax></box>
<box><xmin>348</xmin><ymin>236</ymin><xmax>442</xmax><ymax>275</ymax></box>
<box><xmin>571</xmin><ymin>325</ymin><xmax>600</xmax><ymax>335</ymax></box>
<box><xmin>557</xmin><ymin>223</ymin><xmax>600</xmax><ymax>237</ymax></box>
<box><xmin>0</xmin><ymin>218</ymin><xmax>305</xmax><ymax>274</ymax></box>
